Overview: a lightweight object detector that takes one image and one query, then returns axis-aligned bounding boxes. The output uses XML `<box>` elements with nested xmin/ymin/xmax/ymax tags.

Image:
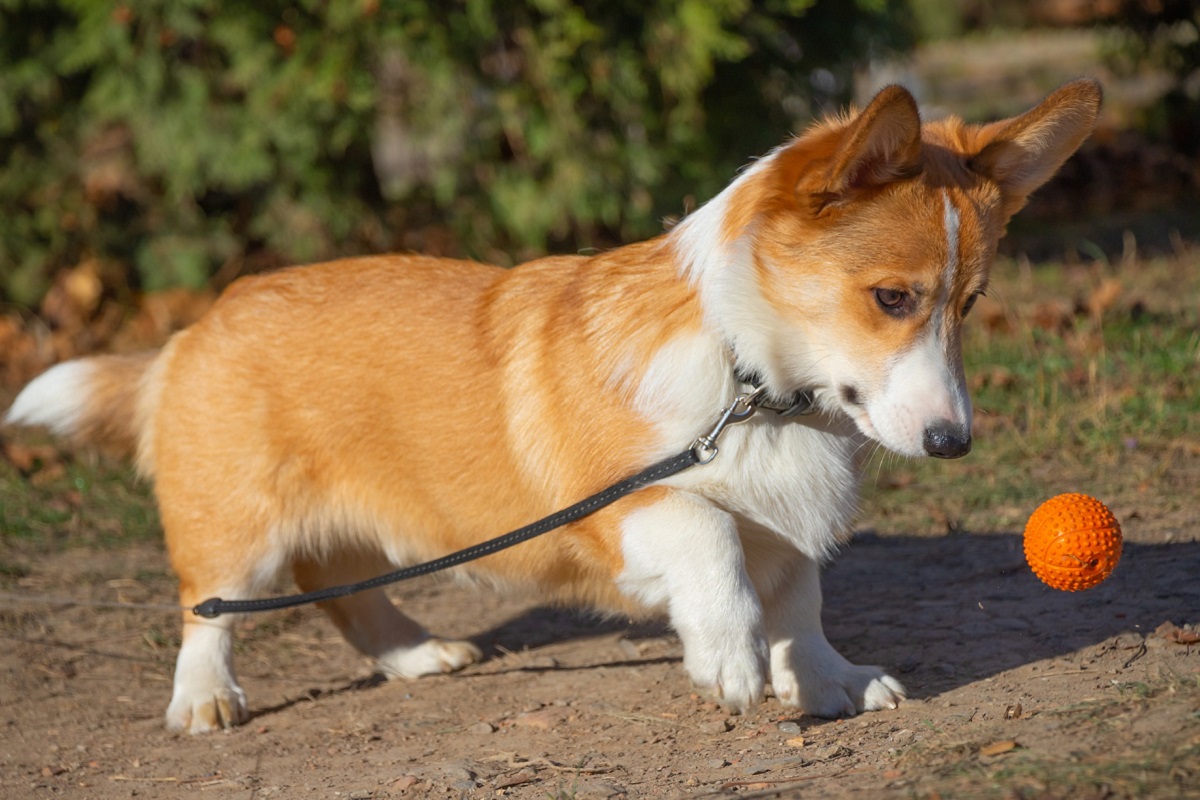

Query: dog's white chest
<box><xmin>667</xmin><ymin>415</ymin><xmax>863</xmax><ymax>561</ymax></box>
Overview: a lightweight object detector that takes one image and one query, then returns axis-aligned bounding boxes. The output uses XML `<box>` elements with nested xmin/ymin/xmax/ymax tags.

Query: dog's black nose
<box><xmin>923</xmin><ymin>421</ymin><xmax>972</xmax><ymax>459</ymax></box>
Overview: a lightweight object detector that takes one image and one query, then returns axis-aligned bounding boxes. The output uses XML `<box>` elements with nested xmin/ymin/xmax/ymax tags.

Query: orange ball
<box><xmin>1024</xmin><ymin>493</ymin><xmax>1122</xmax><ymax>591</ymax></box>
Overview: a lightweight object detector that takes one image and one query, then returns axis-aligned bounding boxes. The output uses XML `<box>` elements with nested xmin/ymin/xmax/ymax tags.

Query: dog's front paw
<box><xmin>781</xmin><ymin>663</ymin><xmax>906</xmax><ymax>718</ymax></box>
<box><xmin>771</xmin><ymin>634</ymin><xmax>906</xmax><ymax>718</ymax></box>
<box><xmin>165</xmin><ymin>685</ymin><xmax>248</xmax><ymax>734</ymax></box>
<box><xmin>685</xmin><ymin>635</ymin><xmax>769</xmax><ymax>713</ymax></box>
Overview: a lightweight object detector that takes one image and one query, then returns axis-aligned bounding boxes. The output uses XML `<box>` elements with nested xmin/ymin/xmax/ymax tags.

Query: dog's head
<box><xmin>677</xmin><ymin>80</ymin><xmax>1101</xmax><ymax>459</ymax></box>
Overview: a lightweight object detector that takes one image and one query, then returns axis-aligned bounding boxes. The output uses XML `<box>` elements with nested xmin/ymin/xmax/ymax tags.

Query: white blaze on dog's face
<box><xmin>685</xmin><ymin>80</ymin><xmax>1101</xmax><ymax>459</ymax></box>
<box><xmin>762</xmin><ymin>176</ymin><xmax>996</xmax><ymax>460</ymax></box>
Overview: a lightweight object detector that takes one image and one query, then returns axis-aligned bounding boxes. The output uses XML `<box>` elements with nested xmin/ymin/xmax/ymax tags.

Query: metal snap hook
<box><xmin>690</xmin><ymin>386</ymin><xmax>764</xmax><ymax>464</ymax></box>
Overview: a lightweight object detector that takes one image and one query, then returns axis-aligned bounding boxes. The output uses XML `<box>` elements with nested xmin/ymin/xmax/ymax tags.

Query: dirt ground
<box><xmin>1</xmin><ymin>490</ymin><xmax>1197</xmax><ymax>800</ymax></box>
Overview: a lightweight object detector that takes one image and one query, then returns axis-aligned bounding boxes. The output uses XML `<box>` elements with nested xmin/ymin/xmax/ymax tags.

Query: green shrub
<box><xmin>0</xmin><ymin>0</ymin><xmax>911</xmax><ymax>306</ymax></box>
<box><xmin>1099</xmin><ymin>0</ymin><xmax>1200</xmax><ymax>146</ymax></box>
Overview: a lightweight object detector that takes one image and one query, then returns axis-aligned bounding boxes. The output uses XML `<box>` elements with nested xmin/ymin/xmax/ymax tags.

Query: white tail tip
<box><xmin>5</xmin><ymin>361</ymin><xmax>95</xmax><ymax>436</ymax></box>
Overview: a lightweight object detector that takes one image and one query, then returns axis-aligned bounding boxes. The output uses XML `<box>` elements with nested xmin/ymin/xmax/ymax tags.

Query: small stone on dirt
<box><xmin>435</xmin><ymin>763</ymin><xmax>474</xmax><ymax>782</ymax></box>
<box><xmin>494</xmin><ymin>769</ymin><xmax>537</xmax><ymax>789</ymax></box>
<box><xmin>575</xmin><ymin>779</ymin><xmax>628</xmax><ymax>798</ymax></box>
<box><xmin>514</xmin><ymin>708</ymin><xmax>565</xmax><ymax>730</ymax></box>
<box><xmin>812</xmin><ymin>744</ymin><xmax>852</xmax><ymax>762</ymax></box>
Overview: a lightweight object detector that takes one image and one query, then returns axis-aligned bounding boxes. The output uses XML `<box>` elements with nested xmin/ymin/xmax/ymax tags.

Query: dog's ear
<box><xmin>968</xmin><ymin>79</ymin><xmax>1102</xmax><ymax>220</ymax></box>
<box><xmin>800</xmin><ymin>85</ymin><xmax>922</xmax><ymax>211</ymax></box>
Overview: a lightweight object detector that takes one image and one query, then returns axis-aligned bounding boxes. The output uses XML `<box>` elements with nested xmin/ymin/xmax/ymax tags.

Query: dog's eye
<box><xmin>874</xmin><ymin>288</ymin><xmax>909</xmax><ymax>316</ymax></box>
<box><xmin>962</xmin><ymin>292</ymin><xmax>982</xmax><ymax>317</ymax></box>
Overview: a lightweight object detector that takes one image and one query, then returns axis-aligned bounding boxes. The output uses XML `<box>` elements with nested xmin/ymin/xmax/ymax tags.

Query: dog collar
<box><xmin>732</xmin><ymin>365</ymin><xmax>817</xmax><ymax>417</ymax></box>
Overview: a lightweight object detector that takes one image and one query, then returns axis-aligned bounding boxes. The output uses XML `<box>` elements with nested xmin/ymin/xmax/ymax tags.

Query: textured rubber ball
<box><xmin>1024</xmin><ymin>493</ymin><xmax>1122</xmax><ymax>592</ymax></box>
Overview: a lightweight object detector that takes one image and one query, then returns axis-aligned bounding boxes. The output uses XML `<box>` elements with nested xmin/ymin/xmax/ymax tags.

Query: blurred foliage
<box><xmin>906</xmin><ymin>1</ymin><xmax>1200</xmax><ymax>145</ymax></box>
<box><xmin>906</xmin><ymin>0</ymin><xmax>963</xmax><ymax>42</ymax></box>
<box><xmin>0</xmin><ymin>0</ymin><xmax>912</xmax><ymax>305</ymax></box>
<box><xmin>1098</xmin><ymin>0</ymin><xmax>1200</xmax><ymax>152</ymax></box>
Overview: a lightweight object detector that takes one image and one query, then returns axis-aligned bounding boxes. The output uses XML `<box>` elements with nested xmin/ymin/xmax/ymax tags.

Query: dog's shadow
<box><xmin>446</xmin><ymin>532</ymin><xmax>1198</xmax><ymax>702</ymax></box>
<box><xmin>820</xmin><ymin>531</ymin><xmax>1198</xmax><ymax>699</ymax></box>
<box><xmin>471</xmin><ymin>606</ymin><xmax>670</xmax><ymax>658</ymax></box>
<box><xmin>257</xmin><ymin>532</ymin><xmax>1195</xmax><ymax>722</ymax></box>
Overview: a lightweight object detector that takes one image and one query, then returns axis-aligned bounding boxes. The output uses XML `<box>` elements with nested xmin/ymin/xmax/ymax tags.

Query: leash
<box><xmin>1</xmin><ymin>383</ymin><xmax>816</xmax><ymax>620</ymax></box>
<box><xmin>193</xmin><ymin>450</ymin><xmax>698</xmax><ymax>619</ymax></box>
<box><xmin>192</xmin><ymin>385</ymin><xmax>789</xmax><ymax>619</ymax></box>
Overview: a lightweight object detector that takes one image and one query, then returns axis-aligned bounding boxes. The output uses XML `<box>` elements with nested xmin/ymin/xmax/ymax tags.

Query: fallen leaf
<box><xmin>110</xmin><ymin>289</ymin><xmax>215</xmax><ymax>352</ymax></box>
<box><xmin>970</xmin><ymin>365</ymin><xmax>1016</xmax><ymax>392</ymax></box>
<box><xmin>1155</xmin><ymin>621</ymin><xmax>1200</xmax><ymax>645</ymax></box>
<box><xmin>1087</xmin><ymin>278</ymin><xmax>1123</xmax><ymax>320</ymax></box>
<box><xmin>979</xmin><ymin>740</ymin><xmax>1019</xmax><ymax>757</ymax></box>
<box><xmin>0</xmin><ymin>314</ymin><xmax>52</xmax><ymax>389</ymax></box>
<box><xmin>29</xmin><ymin>462</ymin><xmax>68</xmax><ymax>487</ymax></box>
<box><xmin>40</xmin><ymin>262</ymin><xmax>104</xmax><ymax>333</ymax></box>
<box><xmin>4</xmin><ymin>442</ymin><xmax>42</xmax><ymax>472</ymax></box>
<box><xmin>1030</xmin><ymin>300</ymin><xmax>1073</xmax><ymax>332</ymax></box>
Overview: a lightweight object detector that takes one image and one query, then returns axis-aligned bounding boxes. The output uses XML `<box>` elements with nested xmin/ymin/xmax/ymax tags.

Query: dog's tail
<box><xmin>5</xmin><ymin>351</ymin><xmax>163</xmax><ymax>475</ymax></box>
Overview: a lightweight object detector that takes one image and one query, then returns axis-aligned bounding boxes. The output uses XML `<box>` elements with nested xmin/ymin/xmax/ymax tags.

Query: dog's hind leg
<box><xmin>292</xmin><ymin>549</ymin><xmax>482</xmax><ymax>680</ymax></box>
<box><xmin>166</xmin><ymin>607</ymin><xmax>248</xmax><ymax>734</ymax></box>
<box><xmin>167</xmin><ymin>552</ymin><xmax>276</xmax><ymax>734</ymax></box>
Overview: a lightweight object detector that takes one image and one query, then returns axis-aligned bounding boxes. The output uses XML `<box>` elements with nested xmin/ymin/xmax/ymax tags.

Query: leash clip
<box><xmin>691</xmin><ymin>386</ymin><xmax>764</xmax><ymax>464</ymax></box>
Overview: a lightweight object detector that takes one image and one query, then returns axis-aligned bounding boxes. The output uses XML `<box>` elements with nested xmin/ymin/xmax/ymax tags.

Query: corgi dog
<box><xmin>5</xmin><ymin>80</ymin><xmax>1101</xmax><ymax>734</ymax></box>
